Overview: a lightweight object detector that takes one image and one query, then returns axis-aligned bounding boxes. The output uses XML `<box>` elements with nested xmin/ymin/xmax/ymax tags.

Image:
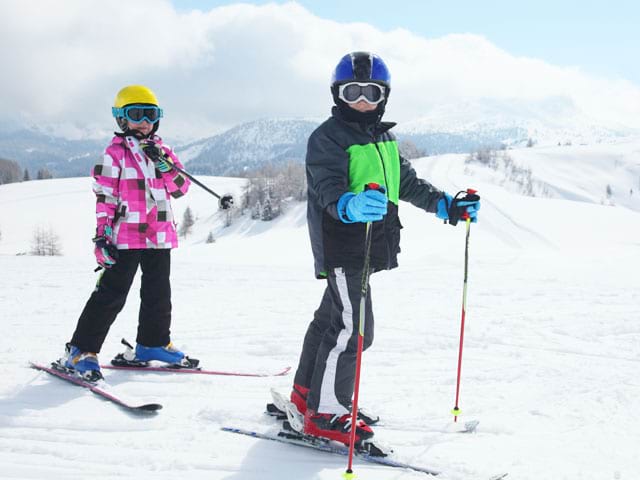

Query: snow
<box><xmin>395</xmin><ymin>98</ymin><xmax>638</xmax><ymax>147</ymax></box>
<box><xmin>1</xmin><ymin>140</ymin><xmax>639</xmax><ymax>480</ymax></box>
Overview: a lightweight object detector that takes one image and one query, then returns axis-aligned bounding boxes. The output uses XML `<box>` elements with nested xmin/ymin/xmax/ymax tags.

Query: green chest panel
<box><xmin>346</xmin><ymin>140</ymin><xmax>400</xmax><ymax>204</ymax></box>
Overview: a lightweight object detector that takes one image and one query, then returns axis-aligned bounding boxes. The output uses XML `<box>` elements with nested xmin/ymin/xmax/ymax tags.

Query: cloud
<box><xmin>1</xmin><ymin>0</ymin><xmax>639</xmax><ymax>140</ymax></box>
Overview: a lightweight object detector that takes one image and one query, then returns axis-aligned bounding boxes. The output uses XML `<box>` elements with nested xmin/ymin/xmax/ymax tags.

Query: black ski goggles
<box><xmin>337</xmin><ymin>82</ymin><xmax>386</xmax><ymax>105</ymax></box>
<box><xmin>112</xmin><ymin>105</ymin><xmax>163</xmax><ymax>124</ymax></box>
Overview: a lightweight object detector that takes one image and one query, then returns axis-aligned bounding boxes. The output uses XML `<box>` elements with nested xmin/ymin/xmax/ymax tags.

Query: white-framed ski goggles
<box><xmin>337</xmin><ymin>82</ymin><xmax>386</xmax><ymax>105</ymax></box>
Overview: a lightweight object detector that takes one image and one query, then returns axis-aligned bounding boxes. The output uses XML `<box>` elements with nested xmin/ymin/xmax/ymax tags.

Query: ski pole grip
<box><xmin>461</xmin><ymin>189</ymin><xmax>479</xmax><ymax>221</ymax></box>
<box><xmin>364</xmin><ymin>182</ymin><xmax>386</xmax><ymax>193</ymax></box>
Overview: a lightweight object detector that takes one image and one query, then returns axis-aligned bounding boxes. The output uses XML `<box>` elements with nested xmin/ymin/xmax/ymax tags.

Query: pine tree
<box><xmin>262</xmin><ymin>197</ymin><xmax>273</xmax><ymax>221</ymax></box>
<box><xmin>36</xmin><ymin>168</ymin><xmax>53</xmax><ymax>180</ymax></box>
<box><xmin>23</xmin><ymin>168</ymin><xmax>30</xmax><ymax>181</ymax></box>
<box><xmin>179</xmin><ymin>206</ymin><xmax>195</xmax><ymax>237</ymax></box>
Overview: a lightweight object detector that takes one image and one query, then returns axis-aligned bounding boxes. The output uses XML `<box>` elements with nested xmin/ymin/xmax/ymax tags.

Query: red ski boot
<box><xmin>303</xmin><ymin>409</ymin><xmax>374</xmax><ymax>445</ymax></box>
<box><xmin>290</xmin><ymin>384</ymin><xmax>309</xmax><ymax>415</ymax></box>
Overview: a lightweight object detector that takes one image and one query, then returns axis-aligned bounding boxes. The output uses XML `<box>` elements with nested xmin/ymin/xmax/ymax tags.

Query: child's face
<box><xmin>127</xmin><ymin>119</ymin><xmax>154</xmax><ymax>136</ymax></box>
<box><xmin>348</xmin><ymin>100</ymin><xmax>378</xmax><ymax>113</ymax></box>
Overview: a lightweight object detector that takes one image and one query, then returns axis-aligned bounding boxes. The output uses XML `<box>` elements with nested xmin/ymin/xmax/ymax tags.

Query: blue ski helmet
<box><xmin>330</xmin><ymin>51</ymin><xmax>391</xmax><ymax>107</ymax></box>
<box><xmin>331</xmin><ymin>52</ymin><xmax>391</xmax><ymax>87</ymax></box>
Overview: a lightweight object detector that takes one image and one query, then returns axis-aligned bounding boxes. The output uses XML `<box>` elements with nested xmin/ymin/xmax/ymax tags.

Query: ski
<box><xmin>30</xmin><ymin>362</ymin><xmax>162</xmax><ymax>413</ymax></box>
<box><xmin>221</xmin><ymin>425</ymin><xmax>441</xmax><ymax>475</ymax></box>
<box><xmin>101</xmin><ymin>364</ymin><xmax>292</xmax><ymax>377</ymax></box>
<box><xmin>222</xmin><ymin>425</ymin><xmax>507</xmax><ymax>479</ymax></box>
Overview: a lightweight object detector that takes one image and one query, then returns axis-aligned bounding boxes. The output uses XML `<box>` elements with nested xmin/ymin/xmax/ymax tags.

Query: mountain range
<box><xmin>1</xmin><ymin>98</ymin><xmax>637</xmax><ymax>178</ymax></box>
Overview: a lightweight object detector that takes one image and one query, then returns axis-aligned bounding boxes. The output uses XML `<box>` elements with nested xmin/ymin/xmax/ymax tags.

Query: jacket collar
<box><xmin>331</xmin><ymin>106</ymin><xmax>396</xmax><ymax>137</ymax></box>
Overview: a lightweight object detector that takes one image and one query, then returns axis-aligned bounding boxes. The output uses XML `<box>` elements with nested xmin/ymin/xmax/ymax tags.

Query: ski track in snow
<box><xmin>1</xmin><ymin>143</ymin><xmax>639</xmax><ymax>479</ymax></box>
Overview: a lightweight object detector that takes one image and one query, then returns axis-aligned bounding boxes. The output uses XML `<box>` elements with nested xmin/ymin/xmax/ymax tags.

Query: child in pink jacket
<box><xmin>61</xmin><ymin>85</ymin><xmax>196</xmax><ymax>381</ymax></box>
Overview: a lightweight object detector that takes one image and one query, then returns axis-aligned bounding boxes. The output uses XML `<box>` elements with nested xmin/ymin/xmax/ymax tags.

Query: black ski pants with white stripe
<box><xmin>70</xmin><ymin>249</ymin><xmax>172</xmax><ymax>353</ymax></box>
<box><xmin>294</xmin><ymin>267</ymin><xmax>374</xmax><ymax>414</ymax></box>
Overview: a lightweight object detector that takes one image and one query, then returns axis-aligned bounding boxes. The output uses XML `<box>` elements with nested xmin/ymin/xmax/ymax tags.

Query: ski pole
<box><xmin>167</xmin><ymin>162</ymin><xmax>234</xmax><ymax>210</ymax></box>
<box><xmin>345</xmin><ymin>183</ymin><xmax>382</xmax><ymax>480</ymax></box>
<box><xmin>451</xmin><ymin>188</ymin><xmax>478</xmax><ymax>422</ymax></box>
<box><xmin>141</xmin><ymin>141</ymin><xmax>234</xmax><ymax>209</ymax></box>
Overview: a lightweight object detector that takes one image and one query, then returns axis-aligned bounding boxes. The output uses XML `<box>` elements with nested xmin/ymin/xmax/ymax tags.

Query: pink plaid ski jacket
<box><xmin>92</xmin><ymin>135</ymin><xmax>190</xmax><ymax>249</ymax></box>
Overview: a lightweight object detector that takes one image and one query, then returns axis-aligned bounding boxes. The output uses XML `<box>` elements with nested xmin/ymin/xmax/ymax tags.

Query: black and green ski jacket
<box><xmin>306</xmin><ymin>107</ymin><xmax>444</xmax><ymax>278</ymax></box>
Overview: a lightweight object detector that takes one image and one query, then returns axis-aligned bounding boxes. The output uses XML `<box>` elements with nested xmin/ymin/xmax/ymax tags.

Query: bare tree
<box><xmin>0</xmin><ymin>158</ymin><xmax>22</xmax><ymax>184</ymax></box>
<box><xmin>239</xmin><ymin>161</ymin><xmax>306</xmax><ymax>221</ymax></box>
<box><xmin>31</xmin><ymin>226</ymin><xmax>62</xmax><ymax>256</ymax></box>
<box><xmin>398</xmin><ymin>139</ymin><xmax>426</xmax><ymax>159</ymax></box>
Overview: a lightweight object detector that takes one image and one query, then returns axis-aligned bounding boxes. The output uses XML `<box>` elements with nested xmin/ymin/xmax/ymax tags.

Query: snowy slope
<box><xmin>396</xmin><ymin>97</ymin><xmax>638</xmax><ymax>148</ymax></box>
<box><xmin>0</xmin><ymin>142</ymin><xmax>639</xmax><ymax>480</ymax></box>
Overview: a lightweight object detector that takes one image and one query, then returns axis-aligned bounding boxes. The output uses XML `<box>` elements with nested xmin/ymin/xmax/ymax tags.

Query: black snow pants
<box><xmin>70</xmin><ymin>249</ymin><xmax>172</xmax><ymax>353</ymax></box>
<box><xmin>294</xmin><ymin>267</ymin><xmax>374</xmax><ymax>414</ymax></box>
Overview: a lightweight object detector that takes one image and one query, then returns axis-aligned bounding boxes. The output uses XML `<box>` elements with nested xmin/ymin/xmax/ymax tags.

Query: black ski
<box><xmin>30</xmin><ymin>362</ymin><xmax>162</xmax><ymax>413</ymax></box>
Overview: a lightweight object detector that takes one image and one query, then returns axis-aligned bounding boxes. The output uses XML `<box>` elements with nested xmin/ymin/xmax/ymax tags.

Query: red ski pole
<box><xmin>344</xmin><ymin>183</ymin><xmax>381</xmax><ymax>479</ymax></box>
<box><xmin>451</xmin><ymin>189</ymin><xmax>477</xmax><ymax>422</ymax></box>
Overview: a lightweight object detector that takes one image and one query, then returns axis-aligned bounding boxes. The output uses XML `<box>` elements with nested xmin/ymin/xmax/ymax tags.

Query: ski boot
<box><xmin>266</xmin><ymin>383</ymin><xmax>380</xmax><ymax>425</ymax></box>
<box><xmin>303</xmin><ymin>409</ymin><xmax>374</xmax><ymax>445</ymax></box>
<box><xmin>59</xmin><ymin>343</ymin><xmax>103</xmax><ymax>382</ymax></box>
<box><xmin>111</xmin><ymin>338</ymin><xmax>199</xmax><ymax>369</ymax></box>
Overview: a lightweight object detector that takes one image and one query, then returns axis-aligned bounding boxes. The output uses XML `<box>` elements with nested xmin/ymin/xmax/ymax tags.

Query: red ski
<box><xmin>101</xmin><ymin>364</ymin><xmax>292</xmax><ymax>377</ymax></box>
<box><xmin>30</xmin><ymin>362</ymin><xmax>162</xmax><ymax>412</ymax></box>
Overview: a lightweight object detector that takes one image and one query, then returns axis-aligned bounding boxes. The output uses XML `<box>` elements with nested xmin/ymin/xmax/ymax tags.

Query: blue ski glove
<box><xmin>338</xmin><ymin>189</ymin><xmax>388</xmax><ymax>223</ymax></box>
<box><xmin>436</xmin><ymin>193</ymin><xmax>454</xmax><ymax>220</ymax></box>
<box><xmin>436</xmin><ymin>190</ymin><xmax>481</xmax><ymax>226</ymax></box>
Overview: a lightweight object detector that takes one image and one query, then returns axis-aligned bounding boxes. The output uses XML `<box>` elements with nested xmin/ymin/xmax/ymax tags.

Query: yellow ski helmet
<box><xmin>113</xmin><ymin>85</ymin><xmax>159</xmax><ymax>108</ymax></box>
<box><xmin>112</xmin><ymin>85</ymin><xmax>162</xmax><ymax>134</ymax></box>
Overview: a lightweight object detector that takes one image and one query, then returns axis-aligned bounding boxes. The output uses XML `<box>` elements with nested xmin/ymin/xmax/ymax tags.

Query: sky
<box><xmin>1</xmin><ymin>0</ymin><xmax>639</xmax><ymax>141</ymax></box>
<box><xmin>175</xmin><ymin>0</ymin><xmax>640</xmax><ymax>84</ymax></box>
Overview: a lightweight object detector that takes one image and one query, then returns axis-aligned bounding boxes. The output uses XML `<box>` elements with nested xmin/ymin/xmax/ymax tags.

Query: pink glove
<box><xmin>93</xmin><ymin>225</ymin><xmax>118</xmax><ymax>269</ymax></box>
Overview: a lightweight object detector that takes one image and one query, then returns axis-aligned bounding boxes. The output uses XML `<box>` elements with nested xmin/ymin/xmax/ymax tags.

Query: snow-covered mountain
<box><xmin>175</xmin><ymin>118</ymin><xmax>320</xmax><ymax>175</ymax></box>
<box><xmin>177</xmin><ymin>99</ymin><xmax>637</xmax><ymax>174</ymax></box>
<box><xmin>1</xmin><ymin>98</ymin><xmax>637</xmax><ymax>180</ymax></box>
<box><xmin>396</xmin><ymin>97</ymin><xmax>637</xmax><ymax>152</ymax></box>
<box><xmin>0</xmin><ymin>128</ymin><xmax>104</xmax><ymax>178</ymax></box>
<box><xmin>2</xmin><ymin>97</ymin><xmax>637</xmax><ymax>180</ymax></box>
<box><xmin>1</xmin><ymin>139</ymin><xmax>639</xmax><ymax>480</ymax></box>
